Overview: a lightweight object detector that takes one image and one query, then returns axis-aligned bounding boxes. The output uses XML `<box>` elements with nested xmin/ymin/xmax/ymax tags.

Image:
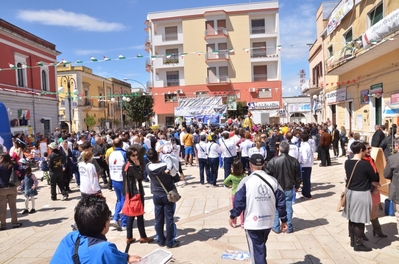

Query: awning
<box><xmin>382</xmin><ymin>105</ymin><xmax>399</xmax><ymax>117</ymax></box>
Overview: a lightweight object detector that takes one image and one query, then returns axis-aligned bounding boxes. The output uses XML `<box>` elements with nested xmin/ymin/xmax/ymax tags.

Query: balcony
<box><xmin>153</xmin><ymin>32</ymin><xmax>183</xmax><ymax>46</ymax></box>
<box><xmin>250</xmin><ymin>48</ymin><xmax>278</xmax><ymax>62</ymax></box>
<box><xmin>253</xmin><ymin>74</ymin><xmax>268</xmax><ymax>82</ymax></box>
<box><xmin>249</xmin><ymin>26</ymin><xmax>277</xmax><ymax>38</ymax></box>
<box><xmin>166</xmin><ymin>79</ymin><xmax>180</xmax><ymax>87</ymax></box>
<box><xmin>145</xmin><ymin>36</ymin><xmax>151</xmax><ymax>52</ymax></box>
<box><xmin>152</xmin><ymin>56</ymin><xmax>184</xmax><ymax>69</ymax></box>
<box><xmin>206</xmin><ymin>75</ymin><xmax>231</xmax><ymax>85</ymax></box>
<box><xmin>206</xmin><ymin>51</ymin><xmax>229</xmax><ymax>62</ymax></box>
<box><xmin>145</xmin><ymin>58</ymin><xmax>152</xmax><ymax>72</ymax></box>
<box><xmin>204</xmin><ymin>27</ymin><xmax>228</xmax><ymax>39</ymax></box>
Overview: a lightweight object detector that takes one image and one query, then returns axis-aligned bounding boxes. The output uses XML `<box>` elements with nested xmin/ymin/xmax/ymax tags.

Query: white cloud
<box><xmin>16</xmin><ymin>9</ymin><xmax>126</xmax><ymax>32</ymax></box>
<box><xmin>74</xmin><ymin>49</ymin><xmax>105</xmax><ymax>56</ymax></box>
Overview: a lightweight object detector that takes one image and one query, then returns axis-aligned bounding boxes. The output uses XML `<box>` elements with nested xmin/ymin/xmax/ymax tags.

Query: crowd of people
<box><xmin>0</xmin><ymin>115</ymin><xmax>399</xmax><ymax>263</ymax></box>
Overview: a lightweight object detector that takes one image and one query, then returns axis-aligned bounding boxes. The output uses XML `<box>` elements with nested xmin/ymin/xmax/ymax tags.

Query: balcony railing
<box><xmin>145</xmin><ymin>36</ymin><xmax>151</xmax><ymax>44</ymax></box>
<box><xmin>251</xmin><ymin>50</ymin><xmax>268</xmax><ymax>57</ymax></box>
<box><xmin>251</xmin><ymin>26</ymin><xmax>265</xmax><ymax>34</ymax></box>
<box><xmin>166</xmin><ymin>79</ymin><xmax>180</xmax><ymax>87</ymax></box>
<box><xmin>146</xmin><ymin>81</ymin><xmax>153</xmax><ymax>89</ymax></box>
<box><xmin>206</xmin><ymin>51</ymin><xmax>229</xmax><ymax>60</ymax></box>
<box><xmin>206</xmin><ymin>75</ymin><xmax>230</xmax><ymax>84</ymax></box>
<box><xmin>205</xmin><ymin>27</ymin><xmax>228</xmax><ymax>36</ymax></box>
<box><xmin>163</xmin><ymin>56</ymin><xmax>179</xmax><ymax>65</ymax></box>
<box><xmin>163</xmin><ymin>33</ymin><xmax>178</xmax><ymax>41</ymax></box>
<box><xmin>253</xmin><ymin>74</ymin><xmax>268</xmax><ymax>82</ymax></box>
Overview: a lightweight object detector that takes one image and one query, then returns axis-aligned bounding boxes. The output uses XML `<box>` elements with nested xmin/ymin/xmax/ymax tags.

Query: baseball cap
<box><xmin>249</xmin><ymin>154</ymin><xmax>265</xmax><ymax>166</ymax></box>
<box><xmin>48</xmin><ymin>142</ymin><xmax>58</xmax><ymax>150</ymax></box>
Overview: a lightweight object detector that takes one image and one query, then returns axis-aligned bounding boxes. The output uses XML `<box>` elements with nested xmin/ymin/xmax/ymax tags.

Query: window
<box><xmin>344</xmin><ymin>28</ymin><xmax>353</xmax><ymax>43</ymax></box>
<box><xmin>84</xmin><ymin>91</ymin><xmax>90</xmax><ymax>105</ymax></box>
<box><xmin>165</xmin><ymin>117</ymin><xmax>175</xmax><ymax>127</ymax></box>
<box><xmin>41</xmin><ymin>69</ymin><xmax>48</xmax><ymax>91</ymax></box>
<box><xmin>99</xmin><ymin>93</ymin><xmax>104</xmax><ymax>107</ymax></box>
<box><xmin>327</xmin><ymin>45</ymin><xmax>333</xmax><ymax>57</ymax></box>
<box><xmin>251</xmin><ymin>19</ymin><xmax>265</xmax><ymax>34</ymax></box>
<box><xmin>166</xmin><ymin>71</ymin><xmax>179</xmax><ymax>86</ymax></box>
<box><xmin>164</xmin><ymin>48</ymin><xmax>179</xmax><ymax>64</ymax></box>
<box><xmin>17</xmin><ymin>63</ymin><xmax>24</xmax><ymax>87</ymax></box>
<box><xmin>258</xmin><ymin>88</ymin><xmax>272</xmax><ymax>98</ymax></box>
<box><xmin>219</xmin><ymin>66</ymin><xmax>228</xmax><ymax>81</ymax></box>
<box><xmin>253</xmin><ymin>66</ymin><xmax>267</xmax><ymax>82</ymax></box>
<box><xmin>369</xmin><ymin>3</ymin><xmax>383</xmax><ymax>26</ymax></box>
<box><xmin>252</xmin><ymin>42</ymin><xmax>267</xmax><ymax>57</ymax></box>
<box><xmin>164</xmin><ymin>26</ymin><xmax>178</xmax><ymax>41</ymax></box>
<box><xmin>164</xmin><ymin>94</ymin><xmax>177</xmax><ymax>102</ymax></box>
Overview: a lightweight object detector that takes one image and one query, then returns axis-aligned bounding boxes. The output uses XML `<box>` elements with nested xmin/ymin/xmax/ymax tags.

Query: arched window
<box><xmin>17</xmin><ymin>63</ymin><xmax>24</xmax><ymax>87</ymax></box>
<box><xmin>41</xmin><ymin>70</ymin><xmax>47</xmax><ymax>91</ymax></box>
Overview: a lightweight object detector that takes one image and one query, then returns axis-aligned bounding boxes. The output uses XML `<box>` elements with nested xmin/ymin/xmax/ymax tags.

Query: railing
<box><xmin>253</xmin><ymin>74</ymin><xmax>268</xmax><ymax>82</ymax></box>
<box><xmin>251</xmin><ymin>50</ymin><xmax>268</xmax><ymax>57</ymax></box>
<box><xmin>206</xmin><ymin>51</ymin><xmax>229</xmax><ymax>60</ymax></box>
<box><xmin>205</xmin><ymin>27</ymin><xmax>228</xmax><ymax>36</ymax></box>
<box><xmin>146</xmin><ymin>81</ymin><xmax>153</xmax><ymax>89</ymax></box>
<box><xmin>250</xmin><ymin>26</ymin><xmax>265</xmax><ymax>34</ymax></box>
<box><xmin>145</xmin><ymin>58</ymin><xmax>152</xmax><ymax>66</ymax></box>
<box><xmin>166</xmin><ymin>79</ymin><xmax>180</xmax><ymax>87</ymax></box>
<box><xmin>145</xmin><ymin>36</ymin><xmax>151</xmax><ymax>43</ymax></box>
<box><xmin>163</xmin><ymin>56</ymin><xmax>179</xmax><ymax>64</ymax></box>
<box><xmin>206</xmin><ymin>75</ymin><xmax>230</xmax><ymax>84</ymax></box>
<box><xmin>163</xmin><ymin>33</ymin><xmax>178</xmax><ymax>41</ymax></box>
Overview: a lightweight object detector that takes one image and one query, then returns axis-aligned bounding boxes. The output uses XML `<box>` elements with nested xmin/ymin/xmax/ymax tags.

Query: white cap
<box><xmin>77</xmin><ymin>140</ymin><xmax>84</xmax><ymax>145</ymax></box>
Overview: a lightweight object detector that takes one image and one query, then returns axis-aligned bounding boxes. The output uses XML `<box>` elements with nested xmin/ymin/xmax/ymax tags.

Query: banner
<box><xmin>327</xmin><ymin>0</ymin><xmax>354</xmax><ymax>36</ymax></box>
<box><xmin>288</xmin><ymin>103</ymin><xmax>312</xmax><ymax>112</ymax></box>
<box><xmin>174</xmin><ymin>97</ymin><xmax>227</xmax><ymax>117</ymax></box>
<box><xmin>362</xmin><ymin>8</ymin><xmax>399</xmax><ymax>49</ymax></box>
<box><xmin>326</xmin><ymin>87</ymin><xmax>346</xmax><ymax>105</ymax></box>
<box><xmin>247</xmin><ymin>101</ymin><xmax>279</xmax><ymax>110</ymax></box>
<box><xmin>360</xmin><ymin>90</ymin><xmax>369</xmax><ymax>104</ymax></box>
<box><xmin>226</xmin><ymin>96</ymin><xmax>237</xmax><ymax>110</ymax></box>
<box><xmin>355</xmin><ymin>0</ymin><xmax>362</xmax><ymax>5</ymax></box>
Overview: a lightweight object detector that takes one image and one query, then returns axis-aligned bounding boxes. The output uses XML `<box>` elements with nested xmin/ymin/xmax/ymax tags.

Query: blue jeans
<box><xmin>198</xmin><ymin>158</ymin><xmax>211</xmax><ymax>184</ymax></box>
<box><xmin>241</xmin><ymin>156</ymin><xmax>249</xmax><ymax>172</ymax></box>
<box><xmin>74</xmin><ymin>171</ymin><xmax>80</xmax><ymax>186</ymax></box>
<box><xmin>223</xmin><ymin>157</ymin><xmax>234</xmax><ymax>180</ymax></box>
<box><xmin>209</xmin><ymin>158</ymin><xmax>219</xmax><ymax>185</ymax></box>
<box><xmin>273</xmin><ymin>189</ymin><xmax>294</xmax><ymax>233</ymax></box>
<box><xmin>301</xmin><ymin>167</ymin><xmax>312</xmax><ymax>199</ymax></box>
<box><xmin>112</xmin><ymin>180</ymin><xmax>126</xmax><ymax>227</ymax></box>
<box><xmin>153</xmin><ymin>194</ymin><xmax>178</xmax><ymax>247</ymax></box>
<box><xmin>245</xmin><ymin>229</ymin><xmax>271</xmax><ymax>264</ymax></box>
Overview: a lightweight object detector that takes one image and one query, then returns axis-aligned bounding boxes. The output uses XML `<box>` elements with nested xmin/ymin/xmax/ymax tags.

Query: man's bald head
<box><xmin>113</xmin><ymin>137</ymin><xmax>123</xmax><ymax>148</ymax></box>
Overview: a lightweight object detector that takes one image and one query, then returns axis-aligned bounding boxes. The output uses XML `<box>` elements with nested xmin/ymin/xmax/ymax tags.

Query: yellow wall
<box><xmin>228</xmin><ymin>14</ymin><xmax>251</xmax><ymax>82</ymax></box>
<box><xmin>182</xmin><ymin>18</ymin><xmax>207</xmax><ymax>85</ymax></box>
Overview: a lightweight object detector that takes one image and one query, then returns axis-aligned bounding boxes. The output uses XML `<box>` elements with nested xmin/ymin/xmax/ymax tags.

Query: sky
<box><xmin>0</xmin><ymin>0</ymin><xmax>334</xmax><ymax>97</ymax></box>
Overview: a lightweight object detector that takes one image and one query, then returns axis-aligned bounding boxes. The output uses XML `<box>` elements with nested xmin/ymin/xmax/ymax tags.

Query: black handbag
<box><xmin>9</xmin><ymin>167</ymin><xmax>21</xmax><ymax>187</ymax></box>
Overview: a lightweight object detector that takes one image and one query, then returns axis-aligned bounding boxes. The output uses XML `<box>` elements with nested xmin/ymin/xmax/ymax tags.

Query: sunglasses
<box><xmin>367</xmin><ymin>148</ymin><xmax>372</xmax><ymax>150</ymax></box>
<box><xmin>130</xmin><ymin>154</ymin><xmax>138</xmax><ymax>157</ymax></box>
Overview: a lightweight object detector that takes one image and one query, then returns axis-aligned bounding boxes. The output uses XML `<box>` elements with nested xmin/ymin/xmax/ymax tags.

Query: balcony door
<box><xmin>165</xmin><ymin>26</ymin><xmax>177</xmax><ymax>41</ymax></box>
<box><xmin>219</xmin><ymin>66</ymin><xmax>228</xmax><ymax>82</ymax></box>
<box><xmin>252</xmin><ymin>42</ymin><xmax>267</xmax><ymax>57</ymax></box>
<box><xmin>166</xmin><ymin>71</ymin><xmax>179</xmax><ymax>87</ymax></box>
<box><xmin>251</xmin><ymin>19</ymin><xmax>265</xmax><ymax>34</ymax></box>
<box><xmin>217</xmin><ymin>19</ymin><xmax>226</xmax><ymax>31</ymax></box>
<box><xmin>207</xmin><ymin>67</ymin><xmax>217</xmax><ymax>83</ymax></box>
<box><xmin>205</xmin><ymin>21</ymin><xmax>214</xmax><ymax>34</ymax></box>
<box><xmin>253</xmin><ymin>66</ymin><xmax>267</xmax><ymax>82</ymax></box>
<box><xmin>165</xmin><ymin>48</ymin><xmax>179</xmax><ymax>64</ymax></box>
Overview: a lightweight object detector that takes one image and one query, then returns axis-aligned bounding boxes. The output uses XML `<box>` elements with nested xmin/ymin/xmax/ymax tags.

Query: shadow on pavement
<box><xmin>295</xmin><ymin>254</ymin><xmax>322</xmax><ymax>264</ymax></box>
<box><xmin>177</xmin><ymin>227</ymin><xmax>228</xmax><ymax>246</ymax></box>
<box><xmin>311</xmin><ymin>182</ymin><xmax>336</xmax><ymax>191</ymax></box>
<box><xmin>292</xmin><ymin>218</ymin><xmax>329</xmax><ymax>232</ymax></box>
<box><xmin>18</xmin><ymin>217</ymin><xmax>69</xmax><ymax>228</ymax></box>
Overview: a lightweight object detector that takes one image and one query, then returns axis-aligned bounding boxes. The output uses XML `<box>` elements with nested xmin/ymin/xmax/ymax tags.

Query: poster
<box><xmin>226</xmin><ymin>96</ymin><xmax>237</xmax><ymax>110</ymax></box>
<box><xmin>360</xmin><ymin>90</ymin><xmax>369</xmax><ymax>104</ymax></box>
<box><xmin>357</xmin><ymin>114</ymin><xmax>363</xmax><ymax>130</ymax></box>
<box><xmin>327</xmin><ymin>0</ymin><xmax>355</xmax><ymax>36</ymax></box>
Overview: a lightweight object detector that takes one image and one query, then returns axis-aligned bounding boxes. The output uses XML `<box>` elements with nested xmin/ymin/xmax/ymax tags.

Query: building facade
<box><xmin>281</xmin><ymin>96</ymin><xmax>313</xmax><ymax>124</ymax></box>
<box><xmin>145</xmin><ymin>1</ymin><xmax>282</xmax><ymax>127</ymax></box>
<box><xmin>57</xmin><ymin>65</ymin><xmax>132</xmax><ymax>132</ymax></box>
<box><xmin>0</xmin><ymin>19</ymin><xmax>60</xmax><ymax>136</ymax></box>
<box><xmin>309</xmin><ymin>0</ymin><xmax>399</xmax><ymax>139</ymax></box>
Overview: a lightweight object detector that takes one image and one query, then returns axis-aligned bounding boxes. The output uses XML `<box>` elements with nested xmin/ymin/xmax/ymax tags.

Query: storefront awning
<box><xmin>382</xmin><ymin>105</ymin><xmax>399</xmax><ymax>117</ymax></box>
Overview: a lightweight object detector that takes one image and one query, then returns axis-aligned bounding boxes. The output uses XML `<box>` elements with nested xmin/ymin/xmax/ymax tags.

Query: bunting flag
<box><xmin>135</xmin><ymin>54</ymin><xmax>142</xmax><ymax>58</ymax></box>
<box><xmin>103</xmin><ymin>56</ymin><xmax>111</xmax><ymax>61</ymax></box>
<box><xmin>9</xmin><ymin>63</ymin><xmax>16</xmax><ymax>69</ymax></box>
<box><xmin>196</xmin><ymin>52</ymin><xmax>202</xmax><ymax>56</ymax></box>
<box><xmin>119</xmin><ymin>55</ymin><xmax>126</xmax><ymax>59</ymax></box>
<box><xmin>180</xmin><ymin>52</ymin><xmax>187</xmax><ymax>59</ymax></box>
<box><xmin>76</xmin><ymin>60</ymin><xmax>83</xmax><ymax>63</ymax></box>
<box><xmin>228</xmin><ymin>49</ymin><xmax>234</xmax><ymax>53</ymax></box>
<box><xmin>212</xmin><ymin>50</ymin><xmax>218</xmax><ymax>54</ymax></box>
<box><xmin>165</xmin><ymin>54</ymin><xmax>172</xmax><ymax>59</ymax></box>
<box><xmin>261</xmin><ymin>46</ymin><xmax>265</xmax><ymax>50</ymax></box>
<box><xmin>277</xmin><ymin>45</ymin><xmax>282</xmax><ymax>52</ymax></box>
<box><xmin>22</xmin><ymin>64</ymin><xmax>29</xmax><ymax>69</ymax></box>
<box><xmin>90</xmin><ymin>56</ymin><xmax>98</xmax><ymax>62</ymax></box>
<box><xmin>243</xmin><ymin>48</ymin><xmax>249</xmax><ymax>53</ymax></box>
<box><xmin>37</xmin><ymin>62</ymin><xmax>44</xmax><ymax>67</ymax></box>
<box><xmin>151</xmin><ymin>55</ymin><xmax>157</xmax><ymax>61</ymax></box>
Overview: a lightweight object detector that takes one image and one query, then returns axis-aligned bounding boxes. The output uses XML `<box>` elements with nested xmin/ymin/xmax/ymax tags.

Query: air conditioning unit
<box><xmin>249</xmin><ymin>88</ymin><xmax>256</xmax><ymax>92</ymax></box>
<box><xmin>176</xmin><ymin>89</ymin><xmax>183</xmax><ymax>94</ymax></box>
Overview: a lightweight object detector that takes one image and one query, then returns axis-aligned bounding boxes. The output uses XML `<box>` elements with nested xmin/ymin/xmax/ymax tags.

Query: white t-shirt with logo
<box><xmin>79</xmin><ymin>162</ymin><xmax>101</xmax><ymax>194</ymax></box>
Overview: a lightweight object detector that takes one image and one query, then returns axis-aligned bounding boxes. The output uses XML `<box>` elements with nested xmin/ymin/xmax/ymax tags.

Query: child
<box><xmin>21</xmin><ymin>166</ymin><xmax>38</xmax><ymax>214</ymax></box>
<box><xmin>223</xmin><ymin>160</ymin><xmax>246</xmax><ymax>228</ymax></box>
<box><xmin>40</xmin><ymin>152</ymin><xmax>50</xmax><ymax>184</ymax></box>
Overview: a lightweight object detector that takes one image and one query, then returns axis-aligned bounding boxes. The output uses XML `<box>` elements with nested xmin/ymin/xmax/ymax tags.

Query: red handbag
<box><xmin>122</xmin><ymin>193</ymin><xmax>144</xmax><ymax>217</ymax></box>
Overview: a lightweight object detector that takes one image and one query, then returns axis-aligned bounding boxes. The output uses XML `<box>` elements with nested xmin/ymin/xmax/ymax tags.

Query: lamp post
<box><xmin>123</xmin><ymin>78</ymin><xmax>146</xmax><ymax>92</ymax></box>
<box><xmin>59</xmin><ymin>76</ymin><xmax>76</xmax><ymax>133</ymax></box>
<box><xmin>111</xmin><ymin>95</ymin><xmax>130</xmax><ymax>128</ymax></box>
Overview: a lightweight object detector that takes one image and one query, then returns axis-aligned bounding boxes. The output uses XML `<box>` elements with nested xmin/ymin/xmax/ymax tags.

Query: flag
<box><xmin>228</xmin><ymin>49</ymin><xmax>234</xmax><ymax>53</ymax></box>
<box><xmin>243</xmin><ymin>48</ymin><xmax>249</xmax><ymax>53</ymax></box>
<box><xmin>9</xmin><ymin>63</ymin><xmax>16</xmax><ymax>69</ymax></box>
<box><xmin>165</xmin><ymin>54</ymin><xmax>171</xmax><ymax>59</ymax></box>
<box><xmin>37</xmin><ymin>62</ymin><xmax>44</xmax><ymax>66</ymax></box>
<box><xmin>180</xmin><ymin>53</ymin><xmax>187</xmax><ymax>59</ymax></box>
<box><xmin>277</xmin><ymin>45</ymin><xmax>282</xmax><ymax>52</ymax></box>
<box><xmin>103</xmin><ymin>56</ymin><xmax>111</xmax><ymax>61</ymax></box>
<box><xmin>151</xmin><ymin>55</ymin><xmax>157</xmax><ymax>61</ymax></box>
<box><xmin>119</xmin><ymin>55</ymin><xmax>126</xmax><ymax>59</ymax></box>
<box><xmin>76</xmin><ymin>60</ymin><xmax>83</xmax><ymax>63</ymax></box>
<box><xmin>136</xmin><ymin>54</ymin><xmax>143</xmax><ymax>58</ymax></box>
<box><xmin>261</xmin><ymin>46</ymin><xmax>265</xmax><ymax>50</ymax></box>
<box><xmin>212</xmin><ymin>50</ymin><xmax>218</xmax><ymax>54</ymax></box>
<box><xmin>196</xmin><ymin>52</ymin><xmax>202</xmax><ymax>56</ymax></box>
<box><xmin>90</xmin><ymin>56</ymin><xmax>98</xmax><ymax>62</ymax></box>
<box><xmin>22</xmin><ymin>64</ymin><xmax>29</xmax><ymax>69</ymax></box>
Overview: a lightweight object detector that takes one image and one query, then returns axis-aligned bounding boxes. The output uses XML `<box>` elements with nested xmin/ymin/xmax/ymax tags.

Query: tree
<box><xmin>227</xmin><ymin>101</ymin><xmax>247</xmax><ymax>119</ymax></box>
<box><xmin>85</xmin><ymin>115</ymin><xmax>96</xmax><ymax>130</ymax></box>
<box><xmin>124</xmin><ymin>95</ymin><xmax>154</xmax><ymax>126</ymax></box>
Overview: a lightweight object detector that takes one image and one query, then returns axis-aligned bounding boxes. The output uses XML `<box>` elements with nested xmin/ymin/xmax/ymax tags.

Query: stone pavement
<box><xmin>1</xmin><ymin>155</ymin><xmax>399</xmax><ymax>264</ymax></box>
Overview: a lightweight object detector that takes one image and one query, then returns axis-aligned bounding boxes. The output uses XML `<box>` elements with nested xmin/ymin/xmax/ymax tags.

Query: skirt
<box><xmin>342</xmin><ymin>189</ymin><xmax>372</xmax><ymax>224</ymax></box>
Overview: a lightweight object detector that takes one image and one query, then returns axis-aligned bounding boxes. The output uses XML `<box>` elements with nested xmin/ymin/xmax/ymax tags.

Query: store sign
<box><xmin>362</xmin><ymin>8</ymin><xmax>399</xmax><ymax>49</ymax></box>
<box><xmin>326</xmin><ymin>87</ymin><xmax>346</xmax><ymax>105</ymax></box>
<box><xmin>360</xmin><ymin>90</ymin><xmax>369</xmax><ymax>104</ymax></box>
<box><xmin>391</xmin><ymin>92</ymin><xmax>399</xmax><ymax>105</ymax></box>
<box><xmin>327</xmin><ymin>0</ymin><xmax>354</xmax><ymax>36</ymax></box>
<box><xmin>370</xmin><ymin>83</ymin><xmax>383</xmax><ymax>95</ymax></box>
<box><xmin>247</xmin><ymin>101</ymin><xmax>279</xmax><ymax>110</ymax></box>
<box><xmin>288</xmin><ymin>103</ymin><xmax>312</xmax><ymax>112</ymax></box>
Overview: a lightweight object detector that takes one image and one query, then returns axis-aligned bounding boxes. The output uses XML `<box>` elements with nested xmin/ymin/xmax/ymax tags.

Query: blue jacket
<box><xmin>51</xmin><ymin>231</ymin><xmax>128</xmax><ymax>264</ymax></box>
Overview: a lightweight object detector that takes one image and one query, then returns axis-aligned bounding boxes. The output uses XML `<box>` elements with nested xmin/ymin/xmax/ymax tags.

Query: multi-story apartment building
<box><xmin>310</xmin><ymin>0</ymin><xmax>399</xmax><ymax>138</ymax></box>
<box><xmin>57</xmin><ymin>65</ymin><xmax>131</xmax><ymax>132</ymax></box>
<box><xmin>145</xmin><ymin>1</ymin><xmax>282</xmax><ymax>127</ymax></box>
<box><xmin>0</xmin><ymin>19</ymin><xmax>59</xmax><ymax>137</ymax></box>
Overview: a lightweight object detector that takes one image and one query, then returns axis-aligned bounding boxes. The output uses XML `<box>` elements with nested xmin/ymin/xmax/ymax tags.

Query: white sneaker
<box><xmin>110</xmin><ymin>220</ymin><xmax>120</xmax><ymax>229</ymax></box>
<box><xmin>121</xmin><ymin>226</ymin><xmax>127</xmax><ymax>231</ymax></box>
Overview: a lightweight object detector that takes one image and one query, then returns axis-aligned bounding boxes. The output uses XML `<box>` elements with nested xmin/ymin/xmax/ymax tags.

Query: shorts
<box><xmin>185</xmin><ymin>146</ymin><xmax>194</xmax><ymax>155</ymax></box>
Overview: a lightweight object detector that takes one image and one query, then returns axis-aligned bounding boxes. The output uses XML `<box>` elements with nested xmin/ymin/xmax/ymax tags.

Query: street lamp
<box><xmin>59</xmin><ymin>76</ymin><xmax>77</xmax><ymax>133</ymax></box>
<box><xmin>123</xmin><ymin>78</ymin><xmax>146</xmax><ymax>92</ymax></box>
<box><xmin>111</xmin><ymin>95</ymin><xmax>130</xmax><ymax>128</ymax></box>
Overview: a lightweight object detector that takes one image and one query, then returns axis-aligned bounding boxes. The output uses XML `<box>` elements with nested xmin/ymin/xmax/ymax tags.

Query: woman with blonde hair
<box><xmin>248</xmin><ymin>134</ymin><xmax>267</xmax><ymax>159</ymax></box>
<box><xmin>78</xmin><ymin>150</ymin><xmax>101</xmax><ymax>197</ymax></box>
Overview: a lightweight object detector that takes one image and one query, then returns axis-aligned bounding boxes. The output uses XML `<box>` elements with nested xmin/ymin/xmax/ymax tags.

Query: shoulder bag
<box><xmin>122</xmin><ymin>163</ymin><xmax>144</xmax><ymax>216</ymax></box>
<box><xmin>336</xmin><ymin>160</ymin><xmax>360</xmax><ymax>212</ymax></box>
<box><xmin>222</xmin><ymin>139</ymin><xmax>239</xmax><ymax>161</ymax></box>
<box><xmin>9</xmin><ymin>167</ymin><xmax>21</xmax><ymax>187</ymax></box>
<box><xmin>155</xmin><ymin>175</ymin><xmax>181</xmax><ymax>203</ymax></box>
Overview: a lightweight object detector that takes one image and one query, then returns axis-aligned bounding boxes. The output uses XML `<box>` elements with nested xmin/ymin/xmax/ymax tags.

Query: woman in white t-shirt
<box><xmin>78</xmin><ymin>150</ymin><xmax>101</xmax><ymax>197</ymax></box>
<box><xmin>248</xmin><ymin>135</ymin><xmax>267</xmax><ymax>159</ymax></box>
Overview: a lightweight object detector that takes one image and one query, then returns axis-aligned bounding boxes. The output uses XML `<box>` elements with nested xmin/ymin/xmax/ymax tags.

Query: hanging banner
<box><xmin>174</xmin><ymin>97</ymin><xmax>227</xmax><ymax>117</ymax></box>
<box><xmin>370</xmin><ymin>83</ymin><xmax>383</xmax><ymax>95</ymax></box>
<box><xmin>226</xmin><ymin>96</ymin><xmax>237</xmax><ymax>110</ymax></box>
<box><xmin>355</xmin><ymin>0</ymin><xmax>362</xmax><ymax>5</ymax></box>
<box><xmin>247</xmin><ymin>101</ymin><xmax>279</xmax><ymax>110</ymax></box>
<box><xmin>327</xmin><ymin>0</ymin><xmax>354</xmax><ymax>36</ymax></box>
<box><xmin>391</xmin><ymin>92</ymin><xmax>399</xmax><ymax>105</ymax></box>
<box><xmin>360</xmin><ymin>90</ymin><xmax>369</xmax><ymax>104</ymax></box>
<box><xmin>326</xmin><ymin>87</ymin><xmax>346</xmax><ymax>105</ymax></box>
<box><xmin>362</xmin><ymin>7</ymin><xmax>399</xmax><ymax>49</ymax></box>
<box><xmin>288</xmin><ymin>103</ymin><xmax>312</xmax><ymax>112</ymax></box>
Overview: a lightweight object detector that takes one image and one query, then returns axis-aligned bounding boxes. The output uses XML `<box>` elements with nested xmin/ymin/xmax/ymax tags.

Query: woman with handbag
<box><xmin>146</xmin><ymin>148</ymin><xmax>180</xmax><ymax>248</ymax></box>
<box><xmin>0</xmin><ymin>153</ymin><xmax>23</xmax><ymax>229</ymax></box>
<box><xmin>342</xmin><ymin>141</ymin><xmax>379</xmax><ymax>252</ymax></box>
<box><xmin>123</xmin><ymin>146</ymin><xmax>154</xmax><ymax>244</ymax></box>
